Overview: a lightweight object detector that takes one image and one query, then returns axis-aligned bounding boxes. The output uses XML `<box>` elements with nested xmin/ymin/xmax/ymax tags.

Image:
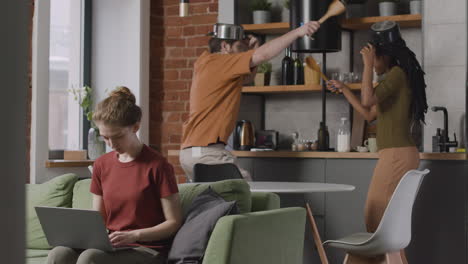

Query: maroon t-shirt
<box><xmin>90</xmin><ymin>144</ymin><xmax>178</xmax><ymax>253</ymax></box>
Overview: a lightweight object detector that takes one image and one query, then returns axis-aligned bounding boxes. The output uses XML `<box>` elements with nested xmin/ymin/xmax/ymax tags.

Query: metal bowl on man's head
<box><xmin>209</xmin><ymin>23</ymin><xmax>245</xmax><ymax>41</ymax></box>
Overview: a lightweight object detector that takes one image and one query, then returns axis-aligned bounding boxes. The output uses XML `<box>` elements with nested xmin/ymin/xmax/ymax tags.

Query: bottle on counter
<box><xmin>293</xmin><ymin>53</ymin><xmax>304</xmax><ymax>85</ymax></box>
<box><xmin>281</xmin><ymin>47</ymin><xmax>294</xmax><ymax>85</ymax></box>
<box><xmin>317</xmin><ymin>122</ymin><xmax>330</xmax><ymax>151</ymax></box>
<box><xmin>432</xmin><ymin>128</ymin><xmax>442</xmax><ymax>153</ymax></box>
<box><xmin>337</xmin><ymin>117</ymin><xmax>351</xmax><ymax>152</ymax></box>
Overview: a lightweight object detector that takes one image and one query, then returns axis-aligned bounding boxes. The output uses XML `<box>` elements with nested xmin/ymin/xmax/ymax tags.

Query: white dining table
<box><xmin>246</xmin><ymin>181</ymin><xmax>355</xmax><ymax>194</ymax></box>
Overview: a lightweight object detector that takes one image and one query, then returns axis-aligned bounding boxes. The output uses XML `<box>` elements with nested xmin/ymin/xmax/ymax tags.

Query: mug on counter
<box><xmin>364</xmin><ymin>137</ymin><xmax>378</xmax><ymax>153</ymax></box>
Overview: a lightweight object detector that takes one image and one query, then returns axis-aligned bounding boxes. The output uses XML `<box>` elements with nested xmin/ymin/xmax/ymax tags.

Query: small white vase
<box><xmin>379</xmin><ymin>2</ymin><xmax>397</xmax><ymax>16</ymax></box>
<box><xmin>253</xmin><ymin>10</ymin><xmax>271</xmax><ymax>24</ymax></box>
<box><xmin>88</xmin><ymin>128</ymin><xmax>105</xmax><ymax>160</ymax></box>
<box><xmin>410</xmin><ymin>0</ymin><xmax>422</xmax><ymax>14</ymax></box>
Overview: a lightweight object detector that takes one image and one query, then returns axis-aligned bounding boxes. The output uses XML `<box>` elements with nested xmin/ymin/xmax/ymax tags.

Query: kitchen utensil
<box><xmin>291</xmin><ymin>0</ymin><xmax>342</xmax><ymax>51</ymax></box>
<box><xmin>303</xmin><ymin>0</ymin><xmax>346</xmax><ymax>40</ymax></box>
<box><xmin>370</xmin><ymin>21</ymin><xmax>402</xmax><ymax>46</ymax></box>
<box><xmin>233</xmin><ymin>120</ymin><xmax>255</xmax><ymax>150</ymax></box>
<box><xmin>318</xmin><ymin>0</ymin><xmax>347</xmax><ymax>24</ymax></box>
<box><xmin>207</xmin><ymin>23</ymin><xmax>245</xmax><ymax>40</ymax></box>
<box><xmin>304</xmin><ymin>60</ymin><xmax>321</xmax><ymax>85</ymax></box>
<box><xmin>305</xmin><ymin>57</ymin><xmax>329</xmax><ymax>82</ymax></box>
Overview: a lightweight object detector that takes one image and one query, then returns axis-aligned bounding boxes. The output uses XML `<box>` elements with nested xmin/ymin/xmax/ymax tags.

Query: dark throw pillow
<box><xmin>168</xmin><ymin>187</ymin><xmax>238</xmax><ymax>264</ymax></box>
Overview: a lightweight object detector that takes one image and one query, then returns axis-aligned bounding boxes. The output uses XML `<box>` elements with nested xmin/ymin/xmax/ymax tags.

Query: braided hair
<box><xmin>372</xmin><ymin>35</ymin><xmax>428</xmax><ymax>124</ymax></box>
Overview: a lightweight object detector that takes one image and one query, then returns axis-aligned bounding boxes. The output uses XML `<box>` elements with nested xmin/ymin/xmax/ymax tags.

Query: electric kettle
<box><xmin>233</xmin><ymin>120</ymin><xmax>255</xmax><ymax>150</ymax></box>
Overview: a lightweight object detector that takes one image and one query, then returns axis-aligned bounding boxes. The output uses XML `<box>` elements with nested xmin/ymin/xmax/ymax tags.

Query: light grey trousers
<box><xmin>179</xmin><ymin>144</ymin><xmax>252</xmax><ymax>182</ymax></box>
<box><xmin>47</xmin><ymin>246</ymin><xmax>166</xmax><ymax>264</ymax></box>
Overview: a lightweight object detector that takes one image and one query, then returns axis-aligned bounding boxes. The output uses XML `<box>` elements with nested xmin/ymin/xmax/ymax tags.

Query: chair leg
<box><xmin>343</xmin><ymin>253</ymin><xmax>349</xmax><ymax>264</ymax></box>
<box><xmin>306</xmin><ymin>203</ymin><xmax>329</xmax><ymax>264</ymax></box>
<box><xmin>385</xmin><ymin>252</ymin><xmax>404</xmax><ymax>264</ymax></box>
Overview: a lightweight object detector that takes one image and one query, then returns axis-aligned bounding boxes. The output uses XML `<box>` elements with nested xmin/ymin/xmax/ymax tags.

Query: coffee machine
<box><xmin>233</xmin><ymin>120</ymin><xmax>255</xmax><ymax>150</ymax></box>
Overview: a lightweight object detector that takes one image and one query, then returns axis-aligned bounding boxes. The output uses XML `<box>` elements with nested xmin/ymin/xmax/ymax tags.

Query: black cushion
<box><xmin>168</xmin><ymin>187</ymin><xmax>238</xmax><ymax>264</ymax></box>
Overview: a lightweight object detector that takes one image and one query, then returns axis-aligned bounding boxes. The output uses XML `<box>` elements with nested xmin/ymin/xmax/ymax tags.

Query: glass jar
<box><xmin>297</xmin><ymin>140</ymin><xmax>307</xmax><ymax>151</ymax></box>
<box><xmin>291</xmin><ymin>132</ymin><xmax>299</xmax><ymax>151</ymax></box>
<box><xmin>306</xmin><ymin>140</ymin><xmax>313</xmax><ymax>151</ymax></box>
<box><xmin>337</xmin><ymin>117</ymin><xmax>351</xmax><ymax>152</ymax></box>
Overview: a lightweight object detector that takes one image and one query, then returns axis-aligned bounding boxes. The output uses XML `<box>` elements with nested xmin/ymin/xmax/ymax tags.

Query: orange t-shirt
<box><xmin>181</xmin><ymin>50</ymin><xmax>255</xmax><ymax>149</ymax></box>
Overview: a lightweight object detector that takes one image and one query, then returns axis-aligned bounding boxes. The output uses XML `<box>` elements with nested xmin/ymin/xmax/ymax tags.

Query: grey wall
<box><xmin>422</xmin><ymin>0</ymin><xmax>467</xmax><ymax>151</ymax></box>
<box><xmin>230</xmin><ymin>0</ymin><xmax>422</xmax><ymax>150</ymax></box>
<box><xmin>1</xmin><ymin>0</ymin><xmax>28</xmax><ymax>263</ymax></box>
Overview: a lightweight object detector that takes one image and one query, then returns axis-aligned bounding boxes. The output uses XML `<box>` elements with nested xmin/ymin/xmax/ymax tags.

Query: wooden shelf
<box><xmin>242</xmin><ymin>22</ymin><xmax>289</xmax><ymax>34</ymax></box>
<box><xmin>242</xmin><ymin>83</ymin><xmax>362</xmax><ymax>94</ymax></box>
<box><xmin>242</xmin><ymin>14</ymin><xmax>422</xmax><ymax>35</ymax></box>
<box><xmin>341</xmin><ymin>14</ymin><xmax>422</xmax><ymax>30</ymax></box>
<box><xmin>233</xmin><ymin>151</ymin><xmax>468</xmax><ymax>160</ymax></box>
<box><xmin>168</xmin><ymin>150</ymin><xmax>467</xmax><ymax>161</ymax></box>
<box><xmin>45</xmin><ymin>160</ymin><xmax>94</xmax><ymax>168</ymax></box>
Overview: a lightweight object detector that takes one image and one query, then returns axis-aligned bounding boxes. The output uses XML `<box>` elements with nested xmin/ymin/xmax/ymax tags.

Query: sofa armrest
<box><xmin>202</xmin><ymin>207</ymin><xmax>306</xmax><ymax>264</ymax></box>
<box><xmin>250</xmin><ymin>192</ymin><xmax>280</xmax><ymax>212</ymax></box>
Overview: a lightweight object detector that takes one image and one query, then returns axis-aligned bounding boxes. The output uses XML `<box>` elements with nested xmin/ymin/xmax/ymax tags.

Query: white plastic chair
<box><xmin>323</xmin><ymin>169</ymin><xmax>429</xmax><ymax>261</ymax></box>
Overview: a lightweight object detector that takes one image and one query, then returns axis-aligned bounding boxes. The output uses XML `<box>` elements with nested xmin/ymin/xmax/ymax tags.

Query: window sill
<box><xmin>45</xmin><ymin>160</ymin><xmax>94</xmax><ymax>168</ymax></box>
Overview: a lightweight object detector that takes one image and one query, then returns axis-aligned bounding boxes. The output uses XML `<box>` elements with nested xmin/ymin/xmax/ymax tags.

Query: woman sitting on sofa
<box><xmin>47</xmin><ymin>87</ymin><xmax>183</xmax><ymax>264</ymax></box>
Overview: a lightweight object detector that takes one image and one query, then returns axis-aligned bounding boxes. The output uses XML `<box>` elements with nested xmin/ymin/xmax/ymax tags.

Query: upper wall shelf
<box><xmin>242</xmin><ymin>83</ymin><xmax>362</xmax><ymax>94</ymax></box>
<box><xmin>341</xmin><ymin>14</ymin><xmax>422</xmax><ymax>30</ymax></box>
<box><xmin>242</xmin><ymin>14</ymin><xmax>422</xmax><ymax>34</ymax></box>
<box><xmin>242</xmin><ymin>22</ymin><xmax>290</xmax><ymax>35</ymax></box>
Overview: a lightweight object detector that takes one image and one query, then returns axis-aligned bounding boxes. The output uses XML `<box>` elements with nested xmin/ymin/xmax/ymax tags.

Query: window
<box><xmin>48</xmin><ymin>0</ymin><xmax>85</xmax><ymax>152</ymax></box>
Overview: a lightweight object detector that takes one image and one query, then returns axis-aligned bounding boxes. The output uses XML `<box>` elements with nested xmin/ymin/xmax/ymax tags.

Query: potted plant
<box><xmin>378</xmin><ymin>0</ymin><xmax>400</xmax><ymax>16</ymax></box>
<box><xmin>345</xmin><ymin>0</ymin><xmax>368</xmax><ymax>18</ymax></box>
<box><xmin>282</xmin><ymin>0</ymin><xmax>290</xmax><ymax>22</ymax></box>
<box><xmin>251</xmin><ymin>0</ymin><xmax>272</xmax><ymax>24</ymax></box>
<box><xmin>70</xmin><ymin>85</ymin><xmax>105</xmax><ymax>160</ymax></box>
<box><xmin>409</xmin><ymin>0</ymin><xmax>422</xmax><ymax>14</ymax></box>
<box><xmin>255</xmin><ymin>62</ymin><xmax>272</xmax><ymax>86</ymax></box>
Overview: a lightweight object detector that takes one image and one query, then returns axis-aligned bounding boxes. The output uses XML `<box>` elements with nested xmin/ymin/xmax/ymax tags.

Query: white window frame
<box><xmin>31</xmin><ymin>0</ymin><xmax>85</xmax><ymax>183</ymax></box>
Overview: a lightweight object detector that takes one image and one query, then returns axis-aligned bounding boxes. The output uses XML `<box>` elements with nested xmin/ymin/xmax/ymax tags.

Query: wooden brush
<box><xmin>308</xmin><ymin>0</ymin><xmax>346</xmax><ymax>40</ymax></box>
<box><xmin>318</xmin><ymin>0</ymin><xmax>347</xmax><ymax>24</ymax></box>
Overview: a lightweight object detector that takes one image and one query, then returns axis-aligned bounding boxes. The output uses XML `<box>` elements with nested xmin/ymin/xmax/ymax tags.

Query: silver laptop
<box><xmin>35</xmin><ymin>206</ymin><xmax>134</xmax><ymax>252</ymax></box>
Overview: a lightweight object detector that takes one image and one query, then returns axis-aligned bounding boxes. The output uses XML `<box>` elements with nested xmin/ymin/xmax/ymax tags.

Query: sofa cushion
<box><xmin>251</xmin><ymin>192</ymin><xmax>280</xmax><ymax>212</ymax></box>
<box><xmin>26</xmin><ymin>249</ymin><xmax>50</xmax><ymax>258</ymax></box>
<box><xmin>168</xmin><ymin>187</ymin><xmax>238</xmax><ymax>264</ymax></box>
<box><xmin>26</xmin><ymin>173</ymin><xmax>78</xmax><ymax>249</ymax></box>
<box><xmin>26</xmin><ymin>249</ymin><xmax>50</xmax><ymax>264</ymax></box>
<box><xmin>72</xmin><ymin>179</ymin><xmax>92</xmax><ymax>209</ymax></box>
<box><xmin>178</xmin><ymin>179</ymin><xmax>251</xmax><ymax>214</ymax></box>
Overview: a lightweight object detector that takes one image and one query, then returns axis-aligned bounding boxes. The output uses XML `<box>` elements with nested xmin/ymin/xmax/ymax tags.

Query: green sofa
<box><xmin>26</xmin><ymin>174</ymin><xmax>306</xmax><ymax>264</ymax></box>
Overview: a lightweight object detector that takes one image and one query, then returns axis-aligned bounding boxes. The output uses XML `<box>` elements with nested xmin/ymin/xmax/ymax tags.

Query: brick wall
<box><xmin>150</xmin><ymin>0</ymin><xmax>218</xmax><ymax>183</ymax></box>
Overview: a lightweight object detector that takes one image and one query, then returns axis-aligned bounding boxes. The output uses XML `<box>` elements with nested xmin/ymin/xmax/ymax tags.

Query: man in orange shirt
<box><xmin>180</xmin><ymin>22</ymin><xmax>320</xmax><ymax>181</ymax></box>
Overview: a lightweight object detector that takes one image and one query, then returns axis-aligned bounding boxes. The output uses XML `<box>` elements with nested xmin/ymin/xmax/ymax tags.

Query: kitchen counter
<box><xmin>168</xmin><ymin>150</ymin><xmax>468</xmax><ymax>160</ymax></box>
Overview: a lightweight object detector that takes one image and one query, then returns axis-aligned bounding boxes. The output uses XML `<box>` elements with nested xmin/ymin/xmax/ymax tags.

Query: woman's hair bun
<box><xmin>110</xmin><ymin>86</ymin><xmax>136</xmax><ymax>104</ymax></box>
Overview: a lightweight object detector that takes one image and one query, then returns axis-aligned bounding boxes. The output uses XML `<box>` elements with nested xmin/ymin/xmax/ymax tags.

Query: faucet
<box><xmin>431</xmin><ymin>106</ymin><xmax>458</xmax><ymax>152</ymax></box>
